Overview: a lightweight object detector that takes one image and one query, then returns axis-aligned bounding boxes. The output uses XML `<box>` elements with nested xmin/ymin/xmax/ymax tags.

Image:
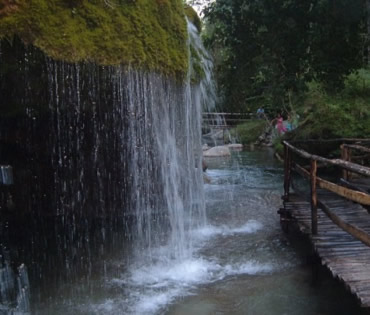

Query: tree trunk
<box><xmin>367</xmin><ymin>0</ymin><xmax>370</xmax><ymax>65</ymax></box>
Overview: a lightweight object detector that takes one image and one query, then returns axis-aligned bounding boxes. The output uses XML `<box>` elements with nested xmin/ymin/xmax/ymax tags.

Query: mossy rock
<box><xmin>184</xmin><ymin>5</ymin><xmax>201</xmax><ymax>32</ymax></box>
<box><xmin>189</xmin><ymin>44</ymin><xmax>205</xmax><ymax>83</ymax></box>
<box><xmin>0</xmin><ymin>0</ymin><xmax>189</xmax><ymax>77</ymax></box>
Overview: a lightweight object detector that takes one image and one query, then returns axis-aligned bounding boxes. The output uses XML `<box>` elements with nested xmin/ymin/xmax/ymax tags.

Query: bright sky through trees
<box><xmin>187</xmin><ymin>0</ymin><xmax>214</xmax><ymax>16</ymax></box>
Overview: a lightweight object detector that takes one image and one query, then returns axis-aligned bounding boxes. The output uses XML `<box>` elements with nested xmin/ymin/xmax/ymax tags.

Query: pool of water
<box><xmin>25</xmin><ymin>148</ymin><xmax>365</xmax><ymax>314</ymax></box>
<box><xmin>165</xmin><ymin>148</ymin><xmax>364</xmax><ymax>315</ymax></box>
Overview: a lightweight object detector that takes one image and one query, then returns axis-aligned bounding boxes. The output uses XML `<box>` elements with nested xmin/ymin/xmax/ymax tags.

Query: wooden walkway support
<box><xmin>202</xmin><ymin>112</ymin><xmax>254</xmax><ymax>129</ymax></box>
<box><xmin>280</xmin><ymin>139</ymin><xmax>370</xmax><ymax>307</ymax></box>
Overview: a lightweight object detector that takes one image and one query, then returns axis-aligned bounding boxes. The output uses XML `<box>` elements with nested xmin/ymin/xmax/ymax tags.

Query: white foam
<box><xmin>94</xmin><ymin>299</ymin><xmax>115</xmax><ymax>313</ymax></box>
<box><xmin>223</xmin><ymin>261</ymin><xmax>274</xmax><ymax>276</ymax></box>
<box><xmin>110</xmin><ymin>254</ymin><xmax>274</xmax><ymax>315</ymax></box>
<box><xmin>129</xmin><ymin>258</ymin><xmax>220</xmax><ymax>287</ymax></box>
<box><xmin>230</xmin><ymin>220</ymin><xmax>263</xmax><ymax>234</ymax></box>
<box><xmin>81</xmin><ymin>298</ymin><xmax>117</xmax><ymax>315</ymax></box>
<box><xmin>105</xmin><ymin>220</ymin><xmax>267</xmax><ymax>315</ymax></box>
<box><xmin>192</xmin><ymin>220</ymin><xmax>263</xmax><ymax>240</ymax></box>
<box><xmin>192</xmin><ymin>225</ymin><xmax>224</xmax><ymax>239</ymax></box>
<box><xmin>133</xmin><ymin>289</ymin><xmax>181</xmax><ymax>315</ymax></box>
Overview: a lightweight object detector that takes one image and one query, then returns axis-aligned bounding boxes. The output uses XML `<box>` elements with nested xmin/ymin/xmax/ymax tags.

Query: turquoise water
<box><xmin>29</xmin><ymin>148</ymin><xmax>365</xmax><ymax>314</ymax></box>
<box><xmin>166</xmin><ymin>148</ymin><xmax>365</xmax><ymax>315</ymax></box>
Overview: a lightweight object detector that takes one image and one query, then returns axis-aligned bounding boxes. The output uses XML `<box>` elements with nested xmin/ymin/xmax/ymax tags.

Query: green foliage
<box><xmin>0</xmin><ymin>0</ymin><xmax>189</xmax><ymax>76</ymax></box>
<box><xmin>310</xmin><ymin>0</ymin><xmax>365</xmax><ymax>91</ymax></box>
<box><xmin>292</xmin><ymin>70</ymin><xmax>370</xmax><ymax>140</ymax></box>
<box><xmin>203</xmin><ymin>0</ymin><xmax>366</xmax><ymax>112</ymax></box>
<box><xmin>189</xmin><ymin>44</ymin><xmax>205</xmax><ymax>83</ymax></box>
<box><xmin>273</xmin><ymin>139</ymin><xmax>284</xmax><ymax>157</ymax></box>
<box><xmin>235</xmin><ymin>119</ymin><xmax>267</xmax><ymax>144</ymax></box>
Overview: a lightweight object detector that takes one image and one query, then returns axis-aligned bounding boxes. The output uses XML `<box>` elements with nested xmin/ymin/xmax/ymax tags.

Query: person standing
<box><xmin>273</xmin><ymin>113</ymin><xmax>287</xmax><ymax>135</ymax></box>
<box><xmin>256</xmin><ymin>107</ymin><xmax>264</xmax><ymax>119</ymax></box>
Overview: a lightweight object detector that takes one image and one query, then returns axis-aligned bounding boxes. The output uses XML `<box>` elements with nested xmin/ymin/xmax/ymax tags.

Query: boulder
<box><xmin>203</xmin><ymin>145</ymin><xmax>231</xmax><ymax>157</ymax></box>
<box><xmin>228</xmin><ymin>143</ymin><xmax>243</xmax><ymax>150</ymax></box>
<box><xmin>202</xmin><ymin>144</ymin><xmax>209</xmax><ymax>151</ymax></box>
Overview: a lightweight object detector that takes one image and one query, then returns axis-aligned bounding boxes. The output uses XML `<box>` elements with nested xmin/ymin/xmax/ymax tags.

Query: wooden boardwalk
<box><xmin>202</xmin><ymin>112</ymin><xmax>254</xmax><ymax>129</ymax></box>
<box><xmin>280</xmin><ymin>139</ymin><xmax>370</xmax><ymax>308</ymax></box>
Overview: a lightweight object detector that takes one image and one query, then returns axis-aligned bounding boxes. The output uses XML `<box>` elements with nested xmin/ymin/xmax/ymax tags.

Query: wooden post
<box><xmin>347</xmin><ymin>148</ymin><xmax>352</xmax><ymax>180</ymax></box>
<box><xmin>310</xmin><ymin>159</ymin><xmax>318</xmax><ymax>235</ymax></box>
<box><xmin>283</xmin><ymin>143</ymin><xmax>291</xmax><ymax>201</ymax></box>
<box><xmin>341</xmin><ymin>144</ymin><xmax>349</xmax><ymax>180</ymax></box>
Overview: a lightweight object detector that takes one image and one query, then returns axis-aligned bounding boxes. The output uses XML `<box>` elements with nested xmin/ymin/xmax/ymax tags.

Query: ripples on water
<box><xmin>38</xmin><ymin>149</ymin><xmax>364</xmax><ymax>315</ymax></box>
<box><xmin>93</xmin><ymin>148</ymin><xmax>299</xmax><ymax>315</ymax></box>
<box><xmin>164</xmin><ymin>149</ymin><xmax>364</xmax><ymax>315</ymax></box>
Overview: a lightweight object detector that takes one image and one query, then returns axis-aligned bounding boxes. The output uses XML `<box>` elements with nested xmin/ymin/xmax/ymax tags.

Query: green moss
<box><xmin>184</xmin><ymin>5</ymin><xmax>201</xmax><ymax>32</ymax></box>
<box><xmin>189</xmin><ymin>44</ymin><xmax>205</xmax><ymax>83</ymax></box>
<box><xmin>0</xmin><ymin>0</ymin><xmax>189</xmax><ymax>76</ymax></box>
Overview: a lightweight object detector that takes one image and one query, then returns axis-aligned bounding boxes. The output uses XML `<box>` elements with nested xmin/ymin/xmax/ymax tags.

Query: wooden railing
<box><xmin>202</xmin><ymin>112</ymin><xmax>254</xmax><ymax>128</ymax></box>
<box><xmin>283</xmin><ymin>139</ymin><xmax>370</xmax><ymax>243</ymax></box>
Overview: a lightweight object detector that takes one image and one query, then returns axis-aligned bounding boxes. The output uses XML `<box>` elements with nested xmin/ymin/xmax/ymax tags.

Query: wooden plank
<box><xmin>341</xmin><ymin>144</ymin><xmax>350</xmax><ymax>180</ymax></box>
<box><xmin>280</xmin><ymin>157</ymin><xmax>370</xmax><ymax>308</ymax></box>
<box><xmin>290</xmin><ymin>138</ymin><xmax>370</xmax><ymax>145</ymax></box>
<box><xmin>283</xmin><ymin>144</ymin><xmax>292</xmax><ymax>200</ymax></box>
<box><xmin>311</xmin><ymin>159</ymin><xmax>318</xmax><ymax>235</ymax></box>
<box><xmin>293</xmin><ymin>164</ymin><xmax>370</xmax><ymax>205</ymax></box>
<box><xmin>344</xmin><ymin>144</ymin><xmax>370</xmax><ymax>154</ymax></box>
<box><xmin>318</xmin><ymin>201</ymin><xmax>370</xmax><ymax>247</ymax></box>
<box><xmin>284</xmin><ymin>140</ymin><xmax>370</xmax><ymax>177</ymax></box>
<box><xmin>341</xmin><ymin>178</ymin><xmax>370</xmax><ymax>194</ymax></box>
<box><xmin>202</xmin><ymin>112</ymin><xmax>254</xmax><ymax>116</ymax></box>
<box><xmin>203</xmin><ymin>118</ymin><xmax>251</xmax><ymax>122</ymax></box>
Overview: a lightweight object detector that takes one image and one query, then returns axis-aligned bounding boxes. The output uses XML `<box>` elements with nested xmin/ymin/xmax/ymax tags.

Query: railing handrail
<box><xmin>283</xmin><ymin>140</ymin><xmax>370</xmax><ymax>177</ymax></box>
<box><xmin>202</xmin><ymin>112</ymin><xmax>254</xmax><ymax>116</ymax></box>
<box><xmin>283</xmin><ymin>139</ymin><xmax>370</xmax><ymax>243</ymax></box>
<box><xmin>343</xmin><ymin>144</ymin><xmax>370</xmax><ymax>154</ymax></box>
<box><xmin>288</xmin><ymin>138</ymin><xmax>370</xmax><ymax>144</ymax></box>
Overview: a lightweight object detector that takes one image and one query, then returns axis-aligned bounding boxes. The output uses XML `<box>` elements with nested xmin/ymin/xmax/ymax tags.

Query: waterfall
<box><xmin>0</xmin><ymin>20</ymin><xmax>214</xmax><ymax>313</ymax></box>
<box><xmin>186</xmin><ymin>22</ymin><xmax>229</xmax><ymax>145</ymax></box>
<box><xmin>124</xmin><ymin>68</ymin><xmax>206</xmax><ymax>262</ymax></box>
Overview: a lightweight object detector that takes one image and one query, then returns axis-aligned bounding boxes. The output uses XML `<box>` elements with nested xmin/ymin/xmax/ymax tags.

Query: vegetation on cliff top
<box><xmin>184</xmin><ymin>5</ymin><xmax>201</xmax><ymax>32</ymax></box>
<box><xmin>0</xmin><ymin>0</ymin><xmax>189</xmax><ymax>76</ymax></box>
<box><xmin>291</xmin><ymin>69</ymin><xmax>370</xmax><ymax>140</ymax></box>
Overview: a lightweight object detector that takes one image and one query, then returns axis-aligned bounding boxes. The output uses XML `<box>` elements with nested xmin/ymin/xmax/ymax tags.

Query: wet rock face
<box><xmin>0</xmin><ymin>37</ymin><xmax>202</xmax><ymax>224</ymax></box>
<box><xmin>0</xmin><ymin>34</ymin><xmax>205</xmax><ymax>309</ymax></box>
<box><xmin>0</xmin><ymin>39</ymin><xmax>129</xmax><ymax>221</ymax></box>
<box><xmin>0</xmin><ymin>3</ymin><xmax>209</xmax><ymax>311</ymax></box>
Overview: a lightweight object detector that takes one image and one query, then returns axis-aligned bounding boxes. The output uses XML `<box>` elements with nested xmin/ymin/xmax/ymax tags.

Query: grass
<box><xmin>235</xmin><ymin>119</ymin><xmax>267</xmax><ymax>144</ymax></box>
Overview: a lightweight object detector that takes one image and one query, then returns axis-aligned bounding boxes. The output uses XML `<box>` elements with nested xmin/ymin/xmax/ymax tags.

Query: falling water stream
<box><xmin>167</xmin><ymin>149</ymin><xmax>365</xmax><ymax>315</ymax></box>
<box><xmin>0</xmin><ymin>21</ymin><xmax>366</xmax><ymax>315</ymax></box>
<box><xmin>33</xmin><ymin>150</ymin><xmax>365</xmax><ymax>314</ymax></box>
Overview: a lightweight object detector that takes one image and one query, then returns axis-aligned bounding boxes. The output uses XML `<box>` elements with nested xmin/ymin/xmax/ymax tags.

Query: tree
<box><xmin>365</xmin><ymin>0</ymin><xmax>370</xmax><ymax>65</ymax></box>
<box><xmin>203</xmin><ymin>0</ymin><xmax>366</xmax><ymax>112</ymax></box>
<box><xmin>309</xmin><ymin>0</ymin><xmax>365</xmax><ymax>90</ymax></box>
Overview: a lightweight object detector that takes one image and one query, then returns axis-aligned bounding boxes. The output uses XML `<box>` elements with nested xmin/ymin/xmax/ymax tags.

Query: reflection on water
<box><xmin>5</xmin><ymin>148</ymin><xmax>365</xmax><ymax>314</ymax></box>
<box><xmin>167</xmin><ymin>148</ymin><xmax>365</xmax><ymax>315</ymax></box>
